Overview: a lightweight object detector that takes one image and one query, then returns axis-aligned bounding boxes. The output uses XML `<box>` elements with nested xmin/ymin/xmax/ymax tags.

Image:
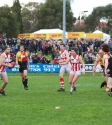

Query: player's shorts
<box><xmin>107</xmin><ymin>67</ymin><xmax>112</xmax><ymax>77</ymax></box>
<box><xmin>19</xmin><ymin>66</ymin><xmax>27</xmax><ymax>73</ymax></box>
<box><xmin>70</xmin><ymin>70</ymin><xmax>81</xmax><ymax>75</ymax></box>
<box><xmin>96</xmin><ymin>64</ymin><xmax>103</xmax><ymax>72</ymax></box>
<box><xmin>101</xmin><ymin>65</ymin><xmax>105</xmax><ymax>76</ymax></box>
<box><xmin>0</xmin><ymin>71</ymin><xmax>7</xmax><ymax>76</ymax></box>
<box><xmin>60</xmin><ymin>63</ymin><xmax>71</xmax><ymax>72</ymax></box>
<box><xmin>109</xmin><ymin>73</ymin><xmax>112</xmax><ymax>78</ymax></box>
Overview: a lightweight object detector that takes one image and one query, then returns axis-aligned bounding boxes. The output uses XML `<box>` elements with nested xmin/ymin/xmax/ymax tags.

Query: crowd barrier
<box><xmin>6</xmin><ymin>64</ymin><xmax>96</xmax><ymax>73</ymax></box>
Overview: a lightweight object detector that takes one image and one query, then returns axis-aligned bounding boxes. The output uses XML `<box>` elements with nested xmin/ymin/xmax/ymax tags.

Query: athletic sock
<box><xmin>24</xmin><ymin>79</ymin><xmax>28</xmax><ymax>87</ymax></box>
<box><xmin>22</xmin><ymin>81</ymin><xmax>25</xmax><ymax>87</ymax></box>
<box><xmin>70</xmin><ymin>87</ymin><xmax>74</xmax><ymax>92</ymax></box>
<box><xmin>60</xmin><ymin>78</ymin><xmax>64</xmax><ymax>89</ymax></box>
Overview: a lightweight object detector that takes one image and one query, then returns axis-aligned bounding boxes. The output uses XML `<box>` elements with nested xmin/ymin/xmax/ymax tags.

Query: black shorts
<box><xmin>107</xmin><ymin>68</ymin><xmax>112</xmax><ymax>78</ymax></box>
<box><xmin>101</xmin><ymin>65</ymin><xmax>105</xmax><ymax>76</ymax></box>
<box><xmin>19</xmin><ymin>67</ymin><xmax>27</xmax><ymax>73</ymax></box>
<box><xmin>109</xmin><ymin>74</ymin><xmax>112</xmax><ymax>77</ymax></box>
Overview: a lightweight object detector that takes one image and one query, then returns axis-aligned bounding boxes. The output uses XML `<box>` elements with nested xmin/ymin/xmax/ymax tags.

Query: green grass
<box><xmin>0</xmin><ymin>73</ymin><xmax>112</xmax><ymax>125</ymax></box>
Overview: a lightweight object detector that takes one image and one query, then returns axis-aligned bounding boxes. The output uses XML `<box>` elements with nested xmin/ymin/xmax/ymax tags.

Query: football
<box><xmin>55</xmin><ymin>106</ymin><xmax>60</xmax><ymax>110</ymax></box>
<box><xmin>9</xmin><ymin>62</ymin><xmax>16</xmax><ymax>68</ymax></box>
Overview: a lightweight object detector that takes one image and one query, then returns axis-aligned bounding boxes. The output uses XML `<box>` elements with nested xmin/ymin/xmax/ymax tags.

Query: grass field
<box><xmin>0</xmin><ymin>73</ymin><xmax>112</xmax><ymax>125</ymax></box>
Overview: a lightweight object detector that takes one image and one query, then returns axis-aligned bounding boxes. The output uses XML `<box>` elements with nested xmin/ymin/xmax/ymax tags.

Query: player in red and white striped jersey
<box><xmin>0</xmin><ymin>46</ymin><xmax>12</xmax><ymax>95</ymax></box>
<box><xmin>69</xmin><ymin>47</ymin><xmax>85</xmax><ymax>94</ymax></box>
<box><xmin>57</xmin><ymin>43</ymin><xmax>71</xmax><ymax>92</ymax></box>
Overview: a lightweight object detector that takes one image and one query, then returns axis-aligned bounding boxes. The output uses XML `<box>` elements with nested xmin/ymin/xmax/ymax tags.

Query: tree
<box><xmin>12</xmin><ymin>0</ymin><xmax>23</xmax><ymax>33</ymax></box>
<box><xmin>36</xmin><ymin>0</ymin><xmax>74</xmax><ymax>31</ymax></box>
<box><xmin>0</xmin><ymin>5</ymin><xmax>19</xmax><ymax>37</ymax></box>
<box><xmin>107</xmin><ymin>16</ymin><xmax>112</xmax><ymax>37</ymax></box>
<box><xmin>21</xmin><ymin>2</ymin><xmax>43</xmax><ymax>33</ymax></box>
<box><xmin>85</xmin><ymin>4</ymin><xmax>112</xmax><ymax>34</ymax></box>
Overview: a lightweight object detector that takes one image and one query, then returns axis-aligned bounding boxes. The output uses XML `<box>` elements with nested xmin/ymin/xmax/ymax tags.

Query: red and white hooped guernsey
<box><xmin>59</xmin><ymin>50</ymin><xmax>69</xmax><ymax>63</ymax></box>
<box><xmin>0</xmin><ymin>52</ymin><xmax>10</xmax><ymax>73</ymax></box>
<box><xmin>70</xmin><ymin>55</ymin><xmax>80</xmax><ymax>71</ymax></box>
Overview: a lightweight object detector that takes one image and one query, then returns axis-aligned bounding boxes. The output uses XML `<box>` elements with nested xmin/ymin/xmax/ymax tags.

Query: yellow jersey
<box><xmin>17</xmin><ymin>51</ymin><xmax>28</xmax><ymax>62</ymax></box>
<box><xmin>97</xmin><ymin>55</ymin><xmax>104</xmax><ymax>66</ymax></box>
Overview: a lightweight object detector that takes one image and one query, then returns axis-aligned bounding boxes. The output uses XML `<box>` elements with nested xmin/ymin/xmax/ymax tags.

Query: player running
<box><xmin>16</xmin><ymin>44</ymin><xmax>29</xmax><ymax>90</ymax></box>
<box><xmin>92</xmin><ymin>49</ymin><xmax>109</xmax><ymax>91</ymax></box>
<box><xmin>0</xmin><ymin>46</ymin><xmax>13</xmax><ymax>95</ymax></box>
<box><xmin>101</xmin><ymin>44</ymin><xmax>112</xmax><ymax>95</ymax></box>
<box><xmin>92</xmin><ymin>61</ymin><xmax>103</xmax><ymax>77</ymax></box>
<box><xmin>92</xmin><ymin>51</ymin><xmax>104</xmax><ymax>77</ymax></box>
<box><xmin>57</xmin><ymin>43</ymin><xmax>71</xmax><ymax>92</ymax></box>
<box><xmin>69</xmin><ymin>47</ymin><xmax>85</xmax><ymax>94</ymax></box>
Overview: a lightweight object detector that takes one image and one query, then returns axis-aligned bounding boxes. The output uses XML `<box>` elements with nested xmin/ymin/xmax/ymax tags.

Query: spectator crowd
<box><xmin>0</xmin><ymin>38</ymin><xmax>112</xmax><ymax>64</ymax></box>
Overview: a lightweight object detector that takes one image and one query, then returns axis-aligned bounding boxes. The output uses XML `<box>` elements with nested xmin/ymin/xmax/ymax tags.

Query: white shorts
<box><xmin>96</xmin><ymin>64</ymin><xmax>103</xmax><ymax>72</ymax></box>
<box><xmin>70</xmin><ymin>70</ymin><xmax>81</xmax><ymax>75</ymax></box>
<box><xmin>60</xmin><ymin>63</ymin><xmax>71</xmax><ymax>72</ymax></box>
<box><xmin>0</xmin><ymin>71</ymin><xmax>7</xmax><ymax>76</ymax></box>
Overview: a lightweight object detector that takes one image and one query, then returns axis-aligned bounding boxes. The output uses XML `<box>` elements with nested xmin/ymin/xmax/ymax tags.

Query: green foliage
<box><xmin>0</xmin><ymin>0</ymin><xmax>23</xmax><ymax>37</ymax></box>
<box><xmin>12</xmin><ymin>0</ymin><xmax>23</xmax><ymax>33</ymax></box>
<box><xmin>1</xmin><ymin>73</ymin><xmax>112</xmax><ymax>125</ymax></box>
<box><xmin>0</xmin><ymin>5</ymin><xmax>19</xmax><ymax>38</ymax></box>
<box><xmin>85</xmin><ymin>4</ymin><xmax>112</xmax><ymax>34</ymax></box>
<box><xmin>21</xmin><ymin>2</ymin><xmax>43</xmax><ymax>33</ymax></box>
<box><xmin>36</xmin><ymin>0</ymin><xmax>74</xmax><ymax>31</ymax></box>
<box><xmin>0</xmin><ymin>0</ymin><xmax>75</xmax><ymax>37</ymax></box>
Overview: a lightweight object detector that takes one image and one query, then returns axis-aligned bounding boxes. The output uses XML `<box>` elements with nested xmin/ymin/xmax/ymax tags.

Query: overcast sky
<box><xmin>0</xmin><ymin>0</ymin><xmax>112</xmax><ymax>17</ymax></box>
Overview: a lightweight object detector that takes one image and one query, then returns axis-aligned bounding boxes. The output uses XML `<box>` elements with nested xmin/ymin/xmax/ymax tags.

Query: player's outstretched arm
<box><xmin>93</xmin><ymin>56</ymin><xmax>99</xmax><ymax>72</ymax></box>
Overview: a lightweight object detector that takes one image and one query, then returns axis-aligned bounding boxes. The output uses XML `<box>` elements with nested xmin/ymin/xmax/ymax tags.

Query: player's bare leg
<box><xmin>57</xmin><ymin>67</ymin><xmax>65</xmax><ymax>92</ymax></box>
<box><xmin>70</xmin><ymin>74</ymin><xmax>79</xmax><ymax>94</ymax></box>
<box><xmin>69</xmin><ymin>73</ymin><xmax>77</xmax><ymax>92</ymax></box>
<box><xmin>92</xmin><ymin>71</ymin><xmax>95</xmax><ymax>77</ymax></box>
<box><xmin>100</xmin><ymin>76</ymin><xmax>109</xmax><ymax>91</ymax></box>
<box><xmin>107</xmin><ymin>77</ymin><xmax>112</xmax><ymax>96</ymax></box>
<box><xmin>0</xmin><ymin>75</ymin><xmax>8</xmax><ymax>95</ymax></box>
<box><xmin>24</xmin><ymin>70</ymin><xmax>28</xmax><ymax>90</ymax></box>
<box><xmin>21</xmin><ymin>73</ymin><xmax>25</xmax><ymax>87</ymax></box>
<box><xmin>22</xmin><ymin>70</ymin><xmax>28</xmax><ymax>90</ymax></box>
<box><xmin>99</xmin><ymin>70</ymin><xmax>103</xmax><ymax>77</ymax></box>
<box><xmin>69</xmin><ymin>73</ymin><xmax>74</xmax><ymax>84</ymax></box>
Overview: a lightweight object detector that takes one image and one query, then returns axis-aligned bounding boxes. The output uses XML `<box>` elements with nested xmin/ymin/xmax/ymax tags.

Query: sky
<box><xmin>0</xmin><ymin>0</ymin><xmax>112</xmax><ymax>17</ymax></box>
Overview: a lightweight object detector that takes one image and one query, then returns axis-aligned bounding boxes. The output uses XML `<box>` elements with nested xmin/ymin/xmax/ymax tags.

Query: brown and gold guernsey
<box><xmin>103</xmin><ymin>52</ymin><xmax>110</xmax><ymax>65</ymax></box>
<box><xmin>97</xmin><ymin>55</ymin><xmax>104</xmax><ymax>66</ymax></box>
